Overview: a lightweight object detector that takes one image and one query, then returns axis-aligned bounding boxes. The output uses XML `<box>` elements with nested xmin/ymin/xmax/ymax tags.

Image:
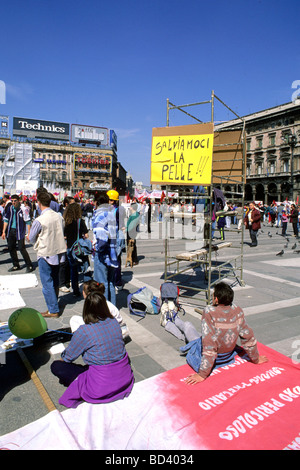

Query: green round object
<box><xmin>8</xmin><ymin>308</ymin><xmax>47</xmax><ymax>339</ymax></box>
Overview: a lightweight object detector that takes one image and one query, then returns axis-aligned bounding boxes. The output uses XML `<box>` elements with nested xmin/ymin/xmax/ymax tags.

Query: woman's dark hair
<box><xmin>213</xmin><ymin>282</ymin><xmax>234</xmax><ymax>306</ymax></box>
<box><xmin>83</xmin><ymin>280</ymin><xmax>105</xmax><ymax>296</ymax></box>
<box><xmin>83</xmin><ymin>292</ymin><xmax>114</xmax><ymax>324</ymax></box>
<box><xmin>63</xmin><ymin>202</ymin><xmax>82</xmax><ymax>225</ymax></box>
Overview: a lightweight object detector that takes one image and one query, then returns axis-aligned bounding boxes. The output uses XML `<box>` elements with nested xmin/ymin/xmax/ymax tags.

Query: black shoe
<box><xmin>26</xmin><ymin>266</ymin><xmax>34</xmax><ymax>273</ymax></box>
<box><xmin>8</xmin><ymin>266</ymin><xmax>21</xmax><ymax>272</ymax></box>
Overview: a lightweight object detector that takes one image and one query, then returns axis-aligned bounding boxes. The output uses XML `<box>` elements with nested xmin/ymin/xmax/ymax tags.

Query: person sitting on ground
<box><xmin>51</xmin><ymin>290</ymin><xmax>134</xmax><ymax>408</ymax></box>
<box><xmin>69</xmin><ymin>280</ymin><xmax>125</xmax><ymax>334</ymax></box>
<box><xmin>164</xmin><ymin>282</ymin><xmax>268</xmax><ymax>385</ymax></box>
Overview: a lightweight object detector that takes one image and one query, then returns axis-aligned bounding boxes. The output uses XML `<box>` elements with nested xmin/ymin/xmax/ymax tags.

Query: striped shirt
<box><xmin>61</xmin><ymin>317</ymin><xmax>125</xmax><ymax>365</ymax></box>
<box><xmin>92</xmin><ymin>204</ymin><xmax>118</xmax><ymax>268</ymax></box>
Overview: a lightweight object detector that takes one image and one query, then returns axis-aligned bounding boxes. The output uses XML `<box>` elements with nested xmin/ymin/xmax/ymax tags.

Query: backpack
<box><xmin>159</xmin><ymin>282</ymin><xmax>185</xmax><ymax>326</ymax></box>
<box><xmin>160</xmin><ymin>281</ymin><xmax>179</xmax><ymax>301</ymax></box>
<box><xmin>127</xmin><ymin>286</ymin><xmax>160</xmax><ymax>318</ymax></box>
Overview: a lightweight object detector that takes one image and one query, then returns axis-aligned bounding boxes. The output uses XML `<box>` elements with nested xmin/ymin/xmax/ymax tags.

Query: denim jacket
<box><xmin>180</xmin><ymin>337</ymin><xmax>238</xmax><ymax>373</ymax></box>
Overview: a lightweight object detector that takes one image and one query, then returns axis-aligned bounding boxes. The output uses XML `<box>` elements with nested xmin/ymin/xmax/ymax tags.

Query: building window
<box><xmin>257</xmin><ymin>162</ymin><xmax>263</xmax><ymax>175</ymax></box>
<box><xmin>269</xmin><ymin>134</ymin><xmax>276</xmax><ymax>146</ymax></box>
<box><xmin>256</xmin><ymin>137</ymin><xmax>263</xmax><ymax>149</ymax></box>
<box><xmin>247</xmin><ymin>139</ymin><xmax>251</xmax><ymax>151</ymax></box>
<box><xmin>283</xmin><ymin>160</ymin><xmax>289</xmax><ymax>173</ymax></box>
<box><xmin>269</xmin><ymin>161</ymin><xmax>276</xmax><ymax>174</ymax></box>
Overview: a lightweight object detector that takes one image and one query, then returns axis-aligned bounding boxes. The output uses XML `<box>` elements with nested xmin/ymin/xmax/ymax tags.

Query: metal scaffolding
<box><xmin>163</xmin><ymin>91</ymin><xmax>246</xmax><ymax>309</ymax></box>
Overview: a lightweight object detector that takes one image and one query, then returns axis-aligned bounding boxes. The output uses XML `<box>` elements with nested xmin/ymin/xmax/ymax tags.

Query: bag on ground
<box><xmin>127</xmin><ymin>286</ymin><xmax>160</xmax><ymax>318</ymax></box>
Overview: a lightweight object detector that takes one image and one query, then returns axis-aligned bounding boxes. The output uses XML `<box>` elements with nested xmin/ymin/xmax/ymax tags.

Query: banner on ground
<box><xmin>0</xmin><ymin>343</ymin><xmax>299</xmax><ymax>449</ymax></box>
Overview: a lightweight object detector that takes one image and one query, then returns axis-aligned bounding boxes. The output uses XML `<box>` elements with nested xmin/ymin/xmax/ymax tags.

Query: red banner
<box><xmin>154</xmin><ymin>343</ymin><xmax>300</xmax><ymax>449</ymax></box>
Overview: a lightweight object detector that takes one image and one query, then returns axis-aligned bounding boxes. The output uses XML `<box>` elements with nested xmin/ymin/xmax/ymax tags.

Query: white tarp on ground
<box><xmin>0</xmin><ymin>274</ymin><xmax>38</xmax><ymax>311</ymax></box>
<box><xmin>0</xmin><ymin>274</ymin><xmax>38</xmax><ymax>290</ymax></box>
<box><xmin>0</xmin><ymin>288</ymin><xmax>25</xmax><ymax>310</ymax></box>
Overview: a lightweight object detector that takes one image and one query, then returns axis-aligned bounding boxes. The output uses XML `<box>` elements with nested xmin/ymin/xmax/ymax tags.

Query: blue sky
<box><xmin>1</xmin><ymin>0</ymin><xmax>299</xmax><ymax>185</ymax></box>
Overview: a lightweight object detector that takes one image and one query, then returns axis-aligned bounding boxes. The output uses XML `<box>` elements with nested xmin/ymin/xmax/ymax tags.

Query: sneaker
<box><xmin>160</xmin><ymin>302</ymin><xmax>169</xmax><ymax>327</ymax></box>
<box><xmin>121</xmin><ymin>323</ymin><xmax>130</xmax><ymax>339</ymax></box>
<box><xmin>59</xmin><ymin>286</ymin><xmax>70</xmax><ymax>293</ymax></box>
<box><xmin>160</xmin><ymin>313</ymin><xmax>168</xmax><ymax>327</ymax></box>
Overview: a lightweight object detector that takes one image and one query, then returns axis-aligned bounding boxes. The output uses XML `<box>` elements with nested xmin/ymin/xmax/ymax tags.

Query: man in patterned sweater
<box><xmin>165</xmin><ymin>282</ymin><xmax>268</xmax><ymax>384</ymax></box>
<box><xmin>185</xmin><ymin>282</ymin><xmax>268</xmax><ymax>384</ymax></box>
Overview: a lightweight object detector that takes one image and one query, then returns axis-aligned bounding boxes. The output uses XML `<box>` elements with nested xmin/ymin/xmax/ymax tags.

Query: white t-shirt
<box><xmin>69</xmin><ymin>301</ymin><xmax>123</xmax><ymax>333</ymax></box>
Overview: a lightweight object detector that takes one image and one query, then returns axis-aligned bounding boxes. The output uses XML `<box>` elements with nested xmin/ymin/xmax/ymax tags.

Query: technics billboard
<box><xmin>13</xmin><ymin>117</ymin><xmax>70</xmax><ymax>141</ymax></box>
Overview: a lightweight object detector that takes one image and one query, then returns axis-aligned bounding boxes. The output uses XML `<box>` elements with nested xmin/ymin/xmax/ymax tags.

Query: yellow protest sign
<box><xmin>150</xmin><ymin>123</ymin><xmax>214</xmax><ymax>186</ymax></box>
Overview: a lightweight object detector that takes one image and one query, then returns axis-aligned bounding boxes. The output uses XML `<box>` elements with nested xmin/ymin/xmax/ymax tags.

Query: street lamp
<box><xmin>281</xmin><ymin>131</ymin><xmax>297</xmax><ymax>201</ymax></box>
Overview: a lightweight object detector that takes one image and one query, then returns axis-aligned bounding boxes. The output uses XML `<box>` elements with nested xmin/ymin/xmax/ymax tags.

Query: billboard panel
<box><xmin>74</xmin><ymin>152</ymin><xmax>112</xmax><ymax>174</ymax></box>
<box><xmin>13</xmin><ymin>117</ymin><xmax>69</xmax><ymax>141</ymax></box>
<box><xmin>71</xmin><ymin>124</ymin><xmax>108</xmax><ymax>144</ymax></box>
<box><xmin>109</xmin><ymin>129</ymin><xmax>117</xmax><ymax>150</ymax></box>
<box><xmin>0</xmin><ymin>115</ymin><xmax>9</xmax><ymax>137</ymax></box>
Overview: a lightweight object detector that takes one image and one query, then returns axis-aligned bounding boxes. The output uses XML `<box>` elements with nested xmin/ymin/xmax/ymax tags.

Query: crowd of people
<box><xmin>0</xmin><ymin>189</ymin><xmax>297</xmax><ymax>408</ymax></box>
<box><xmin>254</xmin><ymin>201</ymin><xmax>300</xmax><ymax>237</ymax></box>
<box><xmin>1</xmin><ymin>192</ymin><xmax>299</xmax><ymax>287</ymax></box>
<box><xmin>243</xmin><ymin>200</ymin><xmax>299</xmax><ymax>247</ymax></box>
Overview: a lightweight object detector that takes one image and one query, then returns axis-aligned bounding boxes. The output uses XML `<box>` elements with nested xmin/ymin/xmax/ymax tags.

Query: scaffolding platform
<box><xmin>157</xmin><ymin>91</ymin><xmax>247</xmax><ymax>310</ymax></box>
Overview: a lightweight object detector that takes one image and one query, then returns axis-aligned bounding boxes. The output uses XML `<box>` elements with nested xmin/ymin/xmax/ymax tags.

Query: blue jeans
<box><xmin>211</xmin><ymin>220</ymin><xmax>216</xmax><ymax>238</ymax></box>
<box><xmin>93</xmin><ymin>253</ymin><xmax>116</xmax><ymax>305</ymax></box>
<box><xmin>38</xmin><ymin>258</ymin><xmax>60</xmax><ymax>313</ymax></box>
<box><xmin>249</xmin><ymin>228</ymin><xmax>258</xmax><ymax>246</ymax></box>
